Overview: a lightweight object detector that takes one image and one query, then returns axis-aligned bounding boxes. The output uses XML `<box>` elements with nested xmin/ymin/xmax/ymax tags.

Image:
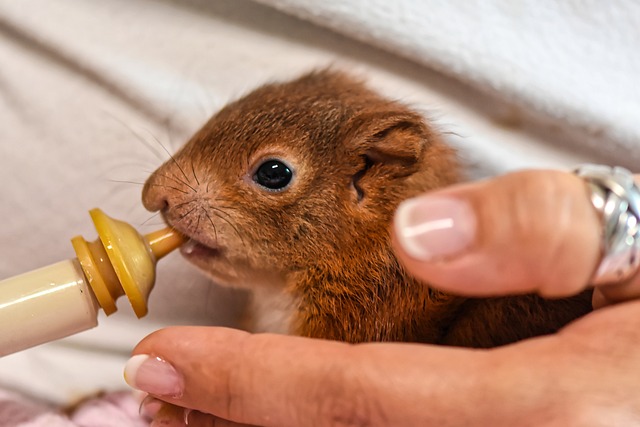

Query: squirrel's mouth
<box><xmin>160</xmin><ymin>211</ymin><xmax>222</xmax><ymax>260</ymax></box>
<box><xmin>180</xmin><ymin>238</ymin><xmax>221</xmax><ymax>259</ymax></box>
<box><xmin>179</xmin><ymin>237</ymin><xmax>245</xmax><ymax>286</ymax></box>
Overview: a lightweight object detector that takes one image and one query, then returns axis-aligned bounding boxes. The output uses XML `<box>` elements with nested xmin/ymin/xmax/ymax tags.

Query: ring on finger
<box><xmin>574</xmin><ymin>164</ymin><xmax>640</xmax><ymax>285</ymax></box>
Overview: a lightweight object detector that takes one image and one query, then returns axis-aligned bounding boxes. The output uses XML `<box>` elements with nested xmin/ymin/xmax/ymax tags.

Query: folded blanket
<box><xmin>0</xmin><ymin>390</ymin><xmax>146</xmax><ymax>427</ymax></box>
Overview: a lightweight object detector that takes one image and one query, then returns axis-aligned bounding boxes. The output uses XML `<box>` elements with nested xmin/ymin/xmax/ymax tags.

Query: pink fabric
<box><xmin>0</xmin><ymin>390</ymin><xmax>148</xmax><ymax>427</ymax></box>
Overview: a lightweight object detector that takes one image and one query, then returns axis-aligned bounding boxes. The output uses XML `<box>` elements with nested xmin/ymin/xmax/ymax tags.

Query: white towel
<box><xmin>254</xmin><ymin>0</ymin><xmax>640</xmax><ymax>168</ymax></box>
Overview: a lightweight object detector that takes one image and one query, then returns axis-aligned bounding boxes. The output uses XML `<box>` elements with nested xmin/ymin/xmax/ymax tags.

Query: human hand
<box><xmin>392</xmin><ymin>169</ymin><xmax>640</xmax><ymax>307</ymax></box>
<box><xmin>124</xmin><ymin>168</ymin><xmax>640</xmax><ymax>426</ymax></box>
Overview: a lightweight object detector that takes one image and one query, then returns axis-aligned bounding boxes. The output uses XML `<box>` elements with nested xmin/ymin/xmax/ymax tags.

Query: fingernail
<box><xmin>139</xmin><ymin>395</ymin><xmax>163</xmax><ymax>421</ymax></box>
<box><xmin>151</xmin><ymin>402</ymin><xmax>189</xmax><ymax>427</ymax></box>
<box><xmin>395</xmin><ymin>196</ymin><xmax>476</xmax><ymax>261</ymax></box>
<box><xmin>184</xmin><ymin>408</ymin><xmax>193</xmax><ymax>425</ymax></box>
<box><xmin>124</xmin><ymin>354</ymin><xmax>184</xmax><ymax>398</ymax></box>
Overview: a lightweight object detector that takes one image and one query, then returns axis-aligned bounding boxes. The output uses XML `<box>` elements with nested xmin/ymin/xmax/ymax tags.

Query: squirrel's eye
<box><xmin>253</xmin><ymin>159</ymin><xmax>293</xmax><ymax>190</ymax></box>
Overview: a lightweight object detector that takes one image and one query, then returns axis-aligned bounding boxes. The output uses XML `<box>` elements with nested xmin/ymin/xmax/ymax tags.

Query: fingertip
<box><xmin>393</xmin><ymin>194</ymin><xmax>477</xmax><ymax>262</ymax></box>
<box><xmin>139</xmin><ymin>395</ymin><xmax>163</xmax><ymax>422</ymax></box>
<box><xmin>391</xmin><ymin>191</ymin><xmax>483</xmax><ymax>293</ymax></box>
<box><xmin>150</xmin><ymin>402</ymin><xmax>189</xmax><ymax>427</ymax></box>
<box><xmin>392</xmin><ymin>170</ymin><xmax>603</xmax><ymax>298</ymax></box>
<box><xmin>123</xmin><ymin>353</ymin><xmax>184</xmax><ymax>398</ymax></box>
<box><xmin>123</xmin><ymin>354</ymin><xmax>148</xmax><ymax>388</ymax></box>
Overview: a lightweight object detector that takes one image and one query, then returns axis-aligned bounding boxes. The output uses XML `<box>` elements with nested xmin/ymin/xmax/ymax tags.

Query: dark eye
<box><xmin>253</xmin><ymin>159</ymin><xmax>293</xmax><ymax>190</ymax></box>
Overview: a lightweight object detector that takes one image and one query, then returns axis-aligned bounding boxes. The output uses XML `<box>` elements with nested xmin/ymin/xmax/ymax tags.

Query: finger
<box><xmin>139</xmin><ymin>395</ymin><xmax>164</xmax><ymax>422</ymax></box>
<box><xmin>592</xmin><ymin>278</ymin><xmax>640</xmax><ymax>309</ymax></box>
<box><xmin>590</xmin><ymin>174</ymin><xmax>640</xmax><ymax>308</ymax></box>
<box><xmin>393</xmin><ymin>170</ymin><xmax>606</xmax><ymax>298</ymax></box>
<box><xmin>124</xmin><ymin>326</ymin><xmax>565</xmax><ymax>427</ymax></box>
<box><xmin>149</xmin><ymin>402</ymin><xmax>186</xmax><ymax>427</ymax></box>
<box><xmin>187</xmin><ymin>410</ymin><xmax>258</xmax><ymax>427</ymax></box>
<box><xmin>146</xmin><ymin>401</ymin><xmax>257</xmax><ymax>427</ymax></box>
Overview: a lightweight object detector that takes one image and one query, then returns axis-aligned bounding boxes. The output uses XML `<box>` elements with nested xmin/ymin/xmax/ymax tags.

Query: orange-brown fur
<box><xmin>143</xmin><ymin>70</ymin><xmax>592</xmax><ymax>348</ymax></box>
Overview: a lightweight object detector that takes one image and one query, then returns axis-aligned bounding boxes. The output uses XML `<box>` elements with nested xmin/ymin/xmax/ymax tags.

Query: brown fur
<box><xmin>142</xmin><ymin>70</ymin><xmax>592</xmax><ymax>348</ymax></box>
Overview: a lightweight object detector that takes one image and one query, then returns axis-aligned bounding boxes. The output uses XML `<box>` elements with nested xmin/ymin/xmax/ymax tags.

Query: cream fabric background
<box><xmin>0</xmin><ymin>0</ymin><xmax>634</xmax><ymax>404</ymax></box>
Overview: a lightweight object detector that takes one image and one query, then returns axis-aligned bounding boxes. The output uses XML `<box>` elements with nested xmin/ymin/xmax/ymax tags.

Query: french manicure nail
<box><xmin>124</xmin><ymin>354</ymin><xmax>184</xmax><ymax>398</ymax></box>
<box><xmin>395</xmin><ymin>196</ymin><xmax>476</xmax><ymax>261</ymax></box>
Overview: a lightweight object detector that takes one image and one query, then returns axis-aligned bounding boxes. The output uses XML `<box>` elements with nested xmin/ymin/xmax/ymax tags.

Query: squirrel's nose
<box><xmin>142</xmin><ymin>172</ymin><xmax>170</xmax><ymax>212</ymax></box>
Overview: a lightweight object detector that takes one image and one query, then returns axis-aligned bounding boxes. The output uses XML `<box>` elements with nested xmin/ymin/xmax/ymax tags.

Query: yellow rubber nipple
<box><xmin>70</xmin><ymin>209</ymin><xmax>184</xmax><ymax>318</ymax></box>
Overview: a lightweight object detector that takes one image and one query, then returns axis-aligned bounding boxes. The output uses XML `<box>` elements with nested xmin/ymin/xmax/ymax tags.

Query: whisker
<box><xmin>108</xmin><ymin>179</ymin><xmax>145</xmax><ymax>186</ymax></box>
<box><xmin>174</xmin><ymin>200</ymin><xmax>197</xmax><ymax>210</ymax></box>
<box><xmin>146</xmin><ymin>183</ymin><xmax>189</xmax><ymax>195</ymax></box>
<box><xmin>209</xmin><ymin>197</ymin><xmax>238</xmax><ymax>210</ymax></box>
<box><xmin>141</xmin><ymin>212</ymin><xmax>162</xmax><ymax>226</ymax></box>
<box><xmin>143</xmin><ymin>170</ymin><xmax>194</xmax><ymax>192</ymax></box>
<box><xmin>212</xmin><ymin>196</ymin><xmax>243</xmax><ymax>207</ymax></box>
<box><xmin>210</xmin><ymin>207</ymin><xmax>246</xmax><ymax>251</ymax></box>
<box><xmin>208</xmin><ymin>205</ymin><xmax>236</xmax><ymax>223</ymax></box>
<box><xmin>103</xmin><ymin>112</ymin><xmax>166</xmax><ymax>162</ymax></box>
<box><xmin>103</xmin><ymin>160</ymin><xmax>159</xmax><ymax>173</ymax></box>
<box><xmin>179</xmin><ymin>206</ymin><xmax>198</xmax><ymax>222</ymax></box>
<box><xmin>209</xmin><ymin>201</ymin><xmax>244</xmax><ymax>215</ymax></box>
<box><xmin>204</xmin><ymin>211</ymin><xmax>218</xmax><ymax>243</ymax></box>
<box><xmin>143</xmin><ymin>130</ymin><xmax>197</xmax><ymax>193</ymax></box>
<box><xmin>103</xmin><ymin>183</ymin><xmax>140</xmax><ymax>200</ymax></box>
<box><xmin>139</xmin><ymin>221</ymin><xmax>169</xmax><ymax>227</ymax></box>
<box><xmin>191</xmin><ymin>161</ymin><xmax>201</xmax><ymax>186</ymax></box>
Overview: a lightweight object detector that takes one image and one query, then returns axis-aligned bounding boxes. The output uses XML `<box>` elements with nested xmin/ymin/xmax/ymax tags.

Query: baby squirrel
<box><xmin>143</xmin><ymin>70</ymin><xmax>592</xmax><ymax>348</ymax></box>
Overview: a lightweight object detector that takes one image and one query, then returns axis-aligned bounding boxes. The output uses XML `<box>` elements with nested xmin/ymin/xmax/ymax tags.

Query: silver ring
<box><xmin>574</xmin><ymin>164</ymin><xmax>640</xmax><ymax>285</ymax></box>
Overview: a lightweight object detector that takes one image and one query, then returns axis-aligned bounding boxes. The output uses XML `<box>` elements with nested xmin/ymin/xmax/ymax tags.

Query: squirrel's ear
<box><xmin>348</xmin><ymin>109</ymin><xmax>432</xmax><ymax>178</ymax></box>
<box><xmin>346</xmin><ymin>108</ymin><xmax>458</xmax><ymax>203</ymax></box>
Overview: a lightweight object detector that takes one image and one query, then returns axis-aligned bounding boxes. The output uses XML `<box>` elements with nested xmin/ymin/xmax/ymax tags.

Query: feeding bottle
<box><xmin>0</xmin><ymin>208</ymin><xmax>183</xmax><ymax>357</ymax></box>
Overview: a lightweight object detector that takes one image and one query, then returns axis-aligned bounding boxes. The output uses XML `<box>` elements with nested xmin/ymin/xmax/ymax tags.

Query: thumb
<box><xmin>392</xmin><ymin>170</ymin><xmax>604</xmax><ymax>298</ymax></box>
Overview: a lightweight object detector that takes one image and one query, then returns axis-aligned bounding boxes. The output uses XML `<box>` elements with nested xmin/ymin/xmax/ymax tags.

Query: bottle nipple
<box><xmin>71</xmin><ymin>209</ymin><xmax>184</xmax><ymax>318</ymax></box>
